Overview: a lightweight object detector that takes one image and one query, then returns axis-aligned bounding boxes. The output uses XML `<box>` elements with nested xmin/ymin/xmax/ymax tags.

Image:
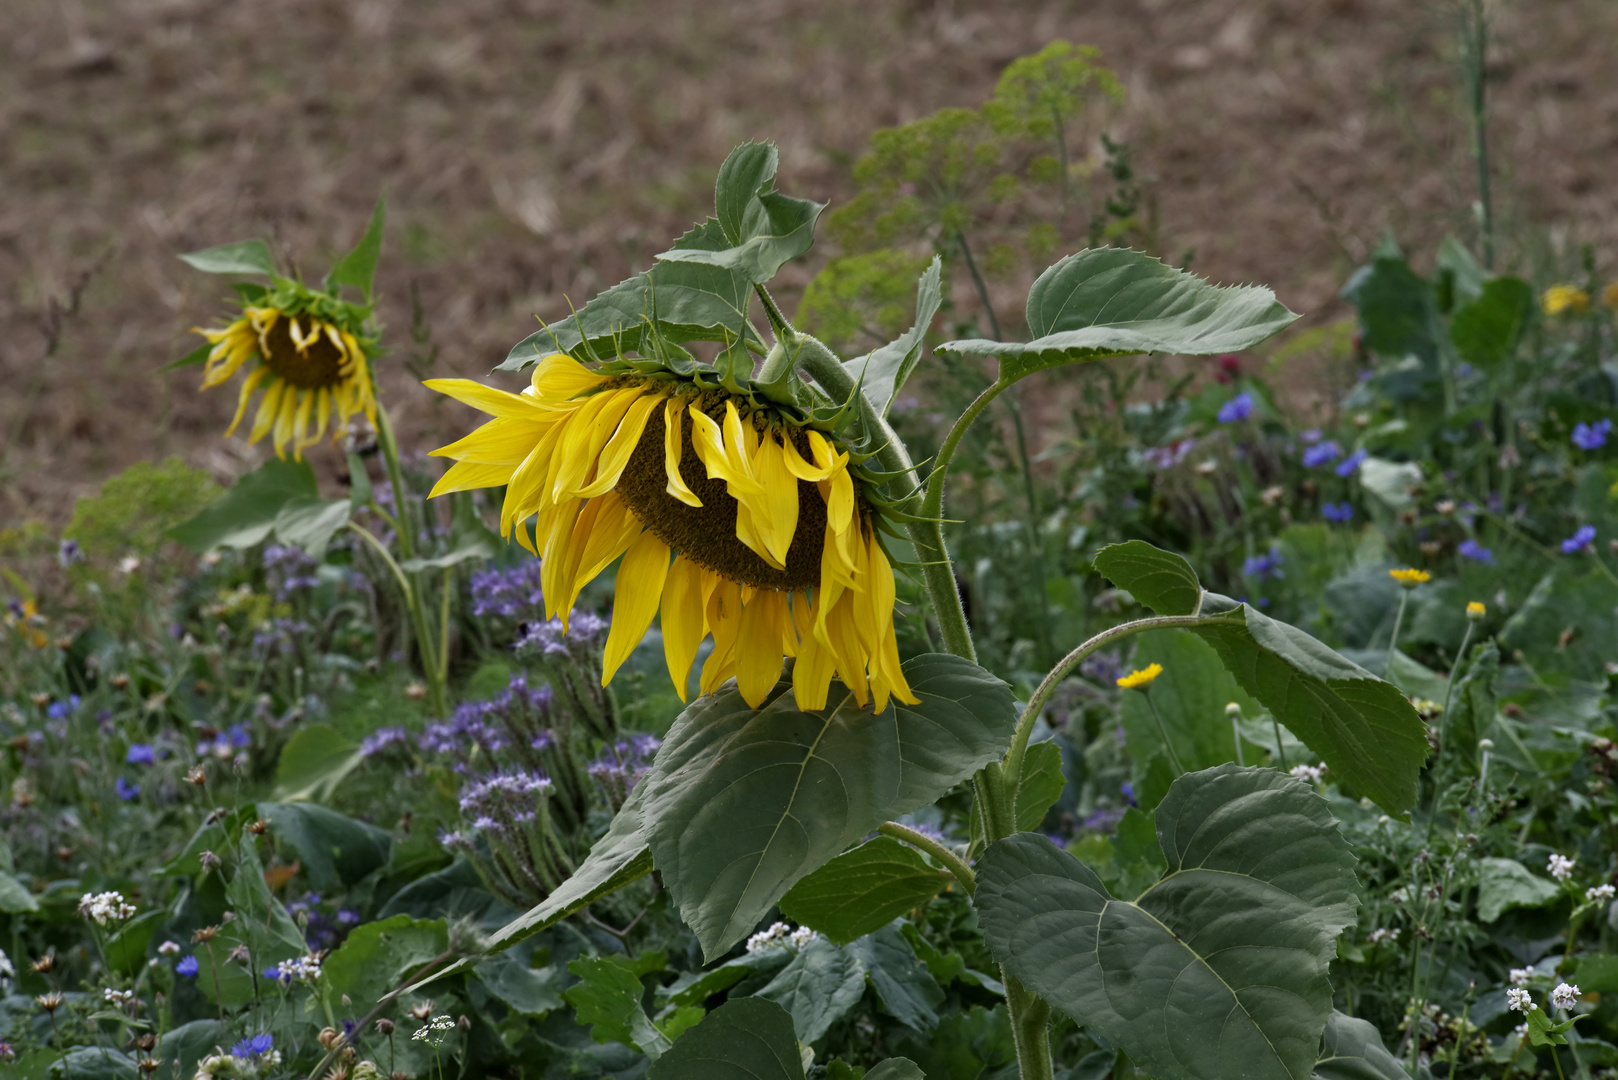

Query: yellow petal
<box><xmin>792</xmin><ymin>602</ymin><xmax>838</xmax><ymax>711</ymax></box>
<box><xmin>248</xmin><ymin>379</ymin><xmax>286</xmax><ymax>445</ymax></box>
<box><xmin>690</xmin><ymin>404</ymin><xmax>762</xmax><ymax>495</ymax></box>
<box><xmin>538</xmin><ymin>498</ymin><xmax>587</xmax><ymax>618</ymax></box>
<box><xmin>701</xmin><ymin>580</ymin><xmax>744</xmax><ymax>696</ymax></box>
<box><xmin>735</xmin><ymin>590</ymin><xmax>788</xmax><ymax>708</ymax></box>
<box><xmin>746</xmin><ymin>433</ymin><xmax>799</xmax><ymax>568</ymax></box>
<box><xmin>291</xmin><ymin>388</ymin><xmax>315</xmax><ymax>454</ymax></box>
<box><xmin>272</xmin><ymin>386</ymin><xmax>301</xmax><ymax>459</ymax></box>
<box><xmin>602</xmin><ymin>531</ymin><xmax>670</xmax><ymax>684</ymax></box>
<box><xmin>660</xmin><ymin>556</ymin><xmax>708</xmax><ymax>703</ymax></box>
<box><xmin>431</xmin><ymin>417</ymin><xmax>551</xmax><ymax>464</ymax></box>
<box><xmin>817</xmin><ymin>591</ymin><xmax>870</xmax><ymax>709</ymax></box>
<box><xmin>566</xmin><ymin>493</ymin><xmax>642</xmax><ymax>613</ymax></box>
<box><xmin>430</xmin><ymin>460</ymin><xmax>519</xmax><ymax>498</ymax></box>
<box><xmin>500</xmin><ymin>420</ymin><xmax>569</xmax><ymax>531</ymax></box>
<box><xmin>550</xmin><ymin>388</ymin><xmax>638</xmax><ymax>501</ymax></box>
<box><xmin>424</xmin><ymin>378</ymin><xmax>554</xmax><ymax>419</ymax></box>
<box><xmin>225</xmin><ymin>367</ymin><xmax>270</xmax><ymax>436</ymax></box>
<box><xmin>575</xmin><ymin>390</ymin><xmax>663</xmax><ymax>498</ymax></box>
<box><xmin>530</xmin><ymin>353</ymin><xmax>608</xmax><ymax>402</ymax></box>
<box><xmin>781</xmin><ymin>430</ymin><xmax>835</xmax><ymax>481</ymax></box>
<box><xmin>663</xmin><ymin>398</ymin><xmax>702</xmax><ymax>507</ymax></box>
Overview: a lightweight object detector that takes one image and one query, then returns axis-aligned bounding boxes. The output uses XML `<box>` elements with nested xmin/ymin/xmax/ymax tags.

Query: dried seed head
<box><xmin>192</xmin><ymin>925</ymin><xmax>219</xmax><ymax>944</ymax></box>
<box><xmin>247</xmin><ymin>820</ymin><xmax>269</xmax><ymax>835</ymax></box>
<box><xmin>374</xmin><ymin>1019</ymin><xmax>394</xmax><ymax>1036</ymax></box>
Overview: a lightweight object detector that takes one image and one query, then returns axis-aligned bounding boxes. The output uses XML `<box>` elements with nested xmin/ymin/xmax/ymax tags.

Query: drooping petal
<box><xmin>248</xmin><ymin>379</ymin><xmax>286</xmax><ymax>445</ymax></box>
<box><xmin>659</xmin><ymin>556</ymin><xmax>708</xmax><ymax>703</ymax></box>
<box><xmin>424</xmin><ymin>378</ymin><xmax>554</xmax><ymax>419</ymax></box>
<box><xmin>735</xmin><ymin>590</ymin><xmax>788</xmax><ymax>708</ymax></box>
<box><xmin>602</xmin><ymin>531</ymin><xmax>671</xmax><ymax>684</ymax></box>
<box><xmin>225</xmin><ymin>367</ymin><xmax>270</xmax><ymax>436</ymax></box>
<box><xmin>662</xmin><ymin>398</ymin><xmax>702</xmax><ymax>507</ymax></box>
<box><xmin>530</xmin><ymin>353</ymin><xmax>609</xmax><ymax>402</ymax></box>
<box><xmin>575</xmin><ymin>390</ymin><xmax>664</xmax><ymax>498</ymax></box>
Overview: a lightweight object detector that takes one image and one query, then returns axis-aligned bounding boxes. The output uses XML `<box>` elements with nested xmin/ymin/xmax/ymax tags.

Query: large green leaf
<box><xmin>647</xmin><ymin>998</ymin><xmax>805</xmax><ymax>1080</ymax></box>
<box><xmin>977</xmin><ymin>765</ymin><xmax>1359</xmax><ymax>1080</ymax></box>
<box><xmin>1311</xmin><ymin>1011</ymin><xmax>1405</xmax><ymax>1080</ymax></box>
<box><xmin>642</xmin><ymin>652</ymin><xmax>1016</xmax><ymax>958</ymax></box>
<box><xmin>848</xmin><ymin>925</ymin><xmax>944</xmax><ymax>1032</ymax></box>
<box><xmin>1341</xmin><ymin>247</ymin><xmax>1437</xmax><ymax>365</ymax></box>
<box><xmin>271</xmin><ymin>724</ymin><xmax>365</xmax><ymax>804</ymax></box>
<box><xmin>473</xmin><ymin>950</ymin><xmax>566</xmax><ymax>1017</ymax></box>
<box><xmin>179</xmin><ymin>239</ymin><xmax>277</xmax><ymax>277</ymax></box>
<box><xmin>207</xmin><ymin>839</ymin><xmax>308</xmax><ymax>1007</ymax></box>
<box><xmin>656</xmin><ymin>142</ymin><xmax>825</xmax><ymax>285</ymax></box>
<box><xmin>323</xmin><ymin>915</ymin><xmax>449</xmax><ymax>1009</ymax></box>
<box><xmin>1450</xmin><ymin>276</ymin><xmax>1532</xmax><ymax>371</ymax></box>
<box><xmin>1093</xmin><ymin>540</ymin><xmax>1202</xmax><ymax>616</ymax></box>
<box><xmin>168</xmin><ymin>458</ymin><xmax>317</xmax><ymax>552</ymax></box>
<box><xmin>866</xmin><ymin>1060</ymin><xmax>926</xmax><ymax>1080</ymax></box>
<box><xmin>260</xmin><ymin>801</ymin><xmax>391</xmax><ymax>892</ymax></box>
<box><xmin>1014</xmin><ymin>740</ymin><xmax>1066</xmax><ymax>831</ymax></box>
<box><xmin>565</xmin><ymin>955</ymin><xmax>671</xmax><ymax>1058</ymax></box>
<box><xmin>325</xmin><ymin>193</ymin><xmax>387</xmax><ymax>300</ymax></box>
<box><xmin>1186</xmin><ymin>595</ymin><xmax>1429</xmax><ymax>814</ymax></box>
<box><xmin>500</xmin><ymin>219</ymin><xmax>763</xmax><ymax>372</ymax></box>
<box><xmin>778</xmin><ymin>837</ymin><xmax>953</xmax><ymax>945</ymax></box>
<box><xmin>841</xmin><ymin>256</ymin><xmax>943</xmax><ymax>417</ymax></box>
<box><xmin>160</xmin><ymin>1020</ymin><xmax>231</xmax><ymax>1080</ymax></box>
<box><xmin>935</xmin><ymin>248</ymin><xmax>1297</xmax><ymax>381</ymax></box>
<box><xmin>486</xmin><ymin>781</ymin><xmax>654</xmax><ymax>952</ymax></box>
<box><xmin>1476</xmin><ymin>857</ymin><xmax>1560</xmax><ymax>922</ymax></box>
<box><xmin>0</xmin><ymin>870</ymin><xmax>39</xmax><ymax>913</ymax></box>
<box><xmin>754</xmin><ymin>936</ymin><xmax>869</xmax><ymax>1044</ymax></box>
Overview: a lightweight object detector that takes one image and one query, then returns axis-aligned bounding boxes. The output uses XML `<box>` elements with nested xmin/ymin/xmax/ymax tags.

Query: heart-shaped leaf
<box><xmin>486</xmin><ymin>781</ymin><xmax>653</xmax><ymax>952</ymax></box>
<box><xmin>1312</xmin><ymin>1011</ymin><xmax>1404</xmax><ymax>1080</ymax></box>
<box><xmin>325</xmin><ymin>193</ymin><xmax>387</xmax><ymax>301</ymax></box>
<box><xmin>779</xmin><ymin>837</ymin><xmax>953</xmax><ymax>945</ymax></box>
<box><xmin>936</xmin><ymin>248</ymin><xmax>1297</xmax><ymax>382</ymax></box>
<box><xmin>500</xmin><ymin>219</ymin><xmax>762</xmax><ymax>372</ymax></box>
<box><xmin>1093</xmin><ymin>540</ymin><xmax>1202</xmax><ymax>616</ymax></box>
<box><xmin>1186</xmin><ymin>595</ymin><xmax>1428</xmax><ymax>814</ymax></box>
<box><xmin>642</xmin><ymin>652</ymin><xmax>1016</xmax><ymax>959</ymax></box>
<box><xmin>656</xmin><ymin>142</ymin><xmax>826</xmax><ymax>285</ymax></box>
<box><xmin>976</xmin><ymin>765</ymin><xmax>1359</xmax><ymax>1080</ymax></box>
<box><xmin>841</xmin><ymin>256</ymin><xmax>944</xmax><ymax>417</ymax></box>
<box><xmin>647</xmin><ymin>998</ymin><xmax>805</xmax><ymax>1080</ymax></box>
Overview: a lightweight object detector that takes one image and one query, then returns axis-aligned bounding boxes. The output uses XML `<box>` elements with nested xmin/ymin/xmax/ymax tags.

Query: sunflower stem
<box><xmin>374</xmin><ymin>404</ymin><xmax>449</xmax><ymax>718</ymax></box>
<box><xmin>877</xmin><ymin>822</ymin><xmax>975</xmax><ymax>895</ymax></box>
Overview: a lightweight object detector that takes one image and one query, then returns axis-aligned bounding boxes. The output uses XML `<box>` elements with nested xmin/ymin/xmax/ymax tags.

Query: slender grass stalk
<box><xmin>1143</xmin><ymin>690</ymin><xmax>1185</xmax><ymax>776</ymax></box>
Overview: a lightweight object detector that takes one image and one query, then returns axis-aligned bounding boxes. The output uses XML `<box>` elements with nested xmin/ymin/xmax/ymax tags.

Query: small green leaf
<box><xmin>1187</xmin><ymin>595</ymin><xmax>1429</xmax><ymax>814</ymax></box>
<box><xmin>977</xmin><ymin>765</ymin><xmax>1359</xmax><ymax>1080</ymax></box>
<box><xmin>1442</xmin><ymin>641</ymin><xmax>1498</xmax><ymax>780</ymax></box>
<box><xmin>0</xmin><ymin>871</ymin><xmax>39</xmax><ymax>913</ymax></box>
<box><xmin>1341</xmin><ymin>248</ymin><xmax>1437</xmax><ymax>365</ymax></box>
<box><xmin>565</xmin><ymin>955</ymin><xmax>671</xmax><ymax>1057</ymax></box>
<box><xmin>656</xmin><ymin>142</ymin><xmax>825</xmax><ymax>285</ymax></box>
<box><xmin>1311</xmin><ymin>1011</ymin><xmax>1405</xmax><ymax>1080</ymax></box>
<box><xmin>104</xmin><ymin>911</ymin><xmax>162</xmax><ymax>977</ymax></box>
<box><xmin>754</xmin><ymin>936</ymin><xmax>868</xmax><ymax>1044</ymax></box>
<box><xmin>936</xmin><ymin>248</ymin><xmax>1298</xmax><ymax>382</ymax></box>
<box><xmin>647</xmin><ymin>998</ymin><xmax>806</xmax><ymax>1080</ymax></box>
<box><xmin>162</xmin><ymin>341</ymin><xmax>212</xmax><ymax>372</ymax></box>
<box><xmin>206</xmin><ymin>840</ymin><xmax>307</xmax><ymax>1006</ymax></box>
<box><xmin>500</xmin><ymin>220</ymin><xmax>762</xmax><ymax>372</ymax></box>
<box><xmin>325</xmin><ymin>193</ymin><xmax>387</xmax><ymax>300</ymax></box>
<box><xmin>779</xmin><ymin>837</ymin><xmax>953</xmax><ymax>945</ymax></box>
<box><xmin>473</xmin><ymin>950</ymin><xmax>565</xmax><ymax>1017</ymax></box>
<box><xmin>486</xmin><ymin>782</ymin><xmax>653</xmax><ymax>952</ymax></box>
<box><xmin>179</xmin><ymin>239</ymin><xmax>277</xmax><ymax>277</ymax></box>
<box><xmin>1093</xmin><ymin>540</ymin><xmax>1202</xmax><ymax>616</ymax></box>
<box><xmin>642</xmin><ymin>652</ymin><xmax>1016</xmax><ymax>959</ymax></box>
<box><xmin>168</xmin><ymin>458</ymin><xmax>318</xmax><ymax>553</ymax></box>
<box><xmin>1476</xmin><ymin>856</ymin><xmax>1561</xmax><ymax>922</ymax></box>
<box><xmin>347</xmin><ymin>453</ymin><xmax>373</xmax><ymax>510</ymax></box>
<box><xmin>260</xmin><ymin>800</ymin><xmax>391</xmax><ymax>891</ymax></box>
<box><xmin>1014</xmin><ymin>740</ymin><xmax>1066</xmax><ymax>832</ymax></box>
<box><xmin>268</xmin><ymin>495</ymin><xmax>352</xmax><ymax>560</ymax></box>
<box><xmin>271</xmin><ymin>724</ymin><xmax>365</xmax><ymax>805</ymax></box>
<box><xmin>841</xmin><ymin>256</ymin><xmax>943</xmax><ymax>417</ymax></box>
<box><xmin>849</xmin><ymin>925</ymin><xmax>944</xmax><ymax>1033</ymax></box>
<box><xmin>865</xmin><ymin>1060</ymin><xmax>926</xmax><ymax>1080</ymax></box>
<box><xmin>324</xmin><ymin>915</ymin><xmax>449</xmax><ymax>1009</ymax></box>
<box><xmin>160</xmin><ymin>1021</ymin><xmax>232</xmax><ymax>1080</ymax></box>
<box><xmin>1451</xmin><ymin>276</ymin><xmax>1532</xmax><ymax>371</ymax></box>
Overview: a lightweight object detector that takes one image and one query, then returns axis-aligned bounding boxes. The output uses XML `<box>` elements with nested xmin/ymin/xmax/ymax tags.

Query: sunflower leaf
<box><xmin>778</xmin><ymin>837</ymin><xmax>954</xmax><ymax>945</ymax></box>
<box><xmin>1093</xmin><ymin>540</ymin><xmax>1202</xmax><ymax>616</ymax></box>
<box><xmin>936</xmin><ymin>248</ymin><xmax>1297</xmax><ymax>382</ymax></box>
<box><xmin>499</xmin><ymin>219</ymin><xmax>764</xmax><ymax>373</ymax></box>
<box><xmin>485</xmin><ymin>780</ymin><xmax>654</xmax><ymax>952</ymax></box>
<box><xmin>655</xmin><ymin>141</ymin><xmax>826</xmax><ymax>286</ymax></box>
<box><xmin>179</xmin><ymin>239</ymin><xmax>278</xmax><ymax>277</ymax></box>
<box><xmin>162</xmin><ymin>341</ymin><xmax>212</xmax><ymax>372</ymax></box>
<box><xmin>1312</xmin><ymin>1011</ymin><xmax>1405</xmax><ymax>1080</ymax></box>
<box><xmin>976</xmin><ymin>765</ymin><xmax>1359</xmax><ymax>1080</ymax></box>
<box><xmin>646</xmin><ymin>999</ymin><xmax>806</xmax><ymax>1080</ymax></box>
<box><xmin>843</xmin><ymin>256</ymin><xmax>943</xmax><ymax>417</ymax></box>
<box><xmin>641</xmin><ymin>652</ymin><xmax>1017</xmax><ymax>960</ymax></box>
<box><xmin>168</xmin><ymin>458</ymin><xmax>318</xmax><ymax>553</ymax></box>
<box><xmin>325</xmin><ymin>193</ymin><xmax>387</xmax><ymax>302</ymax></box>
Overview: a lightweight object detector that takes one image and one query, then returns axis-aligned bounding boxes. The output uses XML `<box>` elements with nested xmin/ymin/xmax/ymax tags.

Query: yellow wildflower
<box><xmin>1543</xmin><ymin>285</ymin><xmax>1591</xmax><ymax>317</ymax></box>
<box><xmin>1466</xmin><ymin>601</ymin><xmax>1486</xmax><ymax>620</ymax></box>
<box><xmin>1604</xmin><ymin>282</ymin><xmax>1618</xmax><ymax>309</ymax></box>
<box><xmin>1116</xmin><ymin>663</ymin><xmax>1163</xmax><ymax>690</ymax></box>
<box><xmin>1389</xmin><ymin>568</ymin><xmax>1431</xmax><ymax>588</ymax></box>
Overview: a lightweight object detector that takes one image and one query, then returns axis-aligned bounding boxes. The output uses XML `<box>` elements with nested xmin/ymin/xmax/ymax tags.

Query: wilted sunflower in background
<box><xmin>195</xmin><ymin>293</ymin><xmax>377</xmax><ymax>461</ymax></box>
<box><xmin>425</xmin><ymin>353</ymin><xmax>918</xmax><ymax>714</ymax></box>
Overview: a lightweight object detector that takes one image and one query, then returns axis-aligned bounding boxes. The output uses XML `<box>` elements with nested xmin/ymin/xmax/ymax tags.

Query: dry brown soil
<box><xmin>3</xmin><ymin>0</ymin><xmax>1614</xmax><ymax>524</ymax></box>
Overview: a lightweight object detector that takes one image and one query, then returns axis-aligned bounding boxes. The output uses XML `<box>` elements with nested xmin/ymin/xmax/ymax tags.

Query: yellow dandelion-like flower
<box><xmin>1116</xmin><ymin>663</ymin><xmax>1163</xmax><ymax>690</ymax></box>
<box><xmin>1466</xmin><ymin>600</ymin><xmax>1486</xmax><ymax>620</ymax></box>
<box><xmin>1543</xmin><ymin>285</ymin><xmax>1591</xmax><ymax>317</ymax></box>
<box><xmin>1388</xmin><ymin>567</ymin><xmax>1431</xmax><ymax>588</ymax></box>
<box><xmin>425</xmin><ymin>354</ymin><xmax>919</xmax><ymax>714</ymax></box>
<box><xmin>1603</xmin><ymin>282</ymin><xmax>1618</xmax><ymax>309</ymax></box>
<box><xmin>194</xmin><ymin>306</ymin><xmax>377</xmax><ymax>461</ymax></box>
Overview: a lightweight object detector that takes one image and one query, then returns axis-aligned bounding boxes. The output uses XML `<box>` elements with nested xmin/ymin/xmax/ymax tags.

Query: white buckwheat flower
<box><xmin>788</xmin><ymin>926</ymin><xmax>819</xmax><ymax>950</ymax></box>
<box><xmin>1552</xmin><ymin>983</ymin><xmax>1581</xmax><ymax>1011</ymax></box>
<box><xmin>157</xmin><ymin>940</ymin><xmax>181</xmax><ymax>956</ymax></box>
<box><xmin>1368</xmin><ymin>928</ymin><xmax>1400</xmax><ymax>945</ymax></box>
<box><xmin>103</xmin><ymin>988</ymin><xmax>135</xmax><ymax>1008</ymax></box>
<box><xmin>1547</xmin><ymin>853</ymin><xmax>1576</xmax><ymax>882</ymax></box>
<box><xmin>1585</xmin><ymin>883</ymin><xmax>1615</xmax><ymax>903</ymax></box>
<box><xmin>78</xmin><ymin>891</ymin><xmax>137</xmax><ymax>926</ymax></box>
<box><xmin>1509</xmin><ymin>967</ymin><xmax>1534</xmax><ymax>987</ymax></box>
<box><xmin>1506</xmin><ymin>987</ymin><xmax>1537</xmax><ymax>1013</ymax></box>
<box><xmin>1288</xmin><ymin>764</ymin><xmax>1325</xmax><ymax>784</ymax></box>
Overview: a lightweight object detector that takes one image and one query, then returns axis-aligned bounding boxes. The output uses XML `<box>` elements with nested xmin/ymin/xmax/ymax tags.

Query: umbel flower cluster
<box><xmin>427</xmin><ymin>353</ymin><xmax>917</xmax><ymax>713</ymax></box>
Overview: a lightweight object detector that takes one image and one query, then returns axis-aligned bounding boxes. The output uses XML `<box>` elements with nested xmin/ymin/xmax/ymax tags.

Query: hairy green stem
<box><xmin>1004</xmin><ymin>974</ymin><xmax>1054</xmax><ymax>1080</ymax></box>
<box><xmin>879</xmin><ymin>822</ymin><xmax>976</xmax><ymax>894</ymax></box>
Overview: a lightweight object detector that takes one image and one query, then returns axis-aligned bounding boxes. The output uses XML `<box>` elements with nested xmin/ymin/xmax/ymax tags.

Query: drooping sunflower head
<box><xmin>427</xmin><ymin>353</ymin><xmax>918</xmax><ymax>715</ymax></box>
<box><xmin>194</xmin><ymin>283</ymin><xmax>377</xmax><ymax>461</ymax></box>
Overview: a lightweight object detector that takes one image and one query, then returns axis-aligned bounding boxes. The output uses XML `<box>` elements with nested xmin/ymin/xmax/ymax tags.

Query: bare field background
<box><xmin>3</xmin><ymin>0</ymin><xmax>1613</xmax><ymax>524</ymax></box>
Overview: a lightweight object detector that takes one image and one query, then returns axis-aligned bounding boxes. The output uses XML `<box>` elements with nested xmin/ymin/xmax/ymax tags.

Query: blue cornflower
<box><xmin>1242</xmin><ymin>545</ymin><xmax>1285</xmax><ymax>581</ymax></box>
<box><xmin>125</xmin><ymin>744</ymin><xmax>156</xmax><ymax>766</ymax></box>
<box><xmin>231</xmin><ymin>1034</ymin><xmax>274</xmax><ymax>1058</ymax></box>
<box><xmin>1121</xmin><ymin>782</ymin><xmax>1138</xmax><ymax>807</ymax></box>
<box><xmin>175</xmin><ymin>955</ymin><xmax>199</xmax><ymax>977</ymax></box>
<box><xmin>1217</xmin><ymin>392</ymin><xmax>1254</xmax><ymax>424</ymax></box>
<box><xmin>1302</xmin><ymin>441</ymin><xmax>1341</xmax><ymax>468</ymax></box>
<box><xmin>1563</xmin><ymin>524</ymin><xmax>1597</xmax><ymax>554</ymax></box>
<box><xmin>1572</xmin><ymin>419</ymin><xmax>1613</xmax><ymax>451</ymax></box>
<box><xmin>115</xmin><ymin>777</ymin><xmax>140</xmax><ymax>801</ymax></box>
<box><xmin>46</xmin><ymin>695</ymin><xmax>81</xmax><ymax>720</ymax></box>
<box><xmin>1457</xmin><ymin>539</ymin><xmax>1495</xmax><ymax>564</ymax></box>
<box><xmin>1322</xmin><ymin>502</ymin><xmax>1354</xmax><ymax>523</ymax></box>
<box><xmin>264</xmin><ymin>966</ymin><xmax>287</xmax><ymax>983</ymax></box>
<box><xmin>1335</xmin><ymin>448</ymin><xmax>1368</xmax><ymax>477</ymax></box>
<box><xmin>57</xmin><ymin>539</ymin><xmax>84</xmax><ymax>569</ymax></box>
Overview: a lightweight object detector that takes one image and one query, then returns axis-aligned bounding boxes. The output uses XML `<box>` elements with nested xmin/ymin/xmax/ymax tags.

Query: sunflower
<box><xmin>195</xmin><ymin>304</ymin><xmax>376</xmax><ymax>460</ymax></box>
<box><xmin>425</xmin><ymin>353</ymin><xmax>918</xmax><ymax>714</ymax></box>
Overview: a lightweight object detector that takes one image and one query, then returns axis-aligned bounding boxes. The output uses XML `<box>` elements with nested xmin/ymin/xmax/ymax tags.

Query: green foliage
<box><xmin>325</xmin><ymin>193</ymin><xmax>387</xmax><ymax>301</ymax></box>
<box><xmin>978</xmin><ymin>766</ymin><xmax>1359</xmax><ymax>1080</ymax></box>
<box><xmin>260</xmin><ymin>801</ymin><xmax>392</xmax><ymax>891</ymax></box>
<box><xmin>983</xmin><ymin>41</ymin><xmax>1123</xmax><ymax>141</ymax></box>
<box><xmin>323</xmin><ymin>914</ymin><xmax>449</xmax><ymax>1008</ymax></box>
<box><xmin>271</xmin><ymin>723</ymin><xmax>364</xmax><ymax>803</ymax></box>
<box><xmin>1013</xmin><ymin>740</ymin><xmax>1066</xmax><ymax>831</ymax></box>
<box><xmin>798</xmin><ymin>251</ymin><xmax>934</xmax><ymax>351</ymax></box>
<box><xmin>779</xmin><ymin>838</ymin><xmax>953</xmax><ymax>945</ymax></box>
<box><xmin>647</xmin><ymin>999</ymin><xmax>804</xmax><ymax>1080</ymax></box>
<box><xmin>178</xmin><ymin>239</ymin><xmax>277</xmax><ymax>277</ymax></box>
<box><xmin>1311</xmin><ymin>1012</ymin><xmax>1405</xmax><ymax>1080</ymax></box>
<box><xmin>1474</xmin><ymin>857</ymin><xmax>1560</xmax><ymax>922</ymax></box>
<box><xmin>1093</xmin><ymin>539</ymin><xmax>1203</xmax><ymax>616</ymax></box>
<box><xmin>66</xmin><ymin>457</ymin><xmax>221</xmax><ymax>565</ymax></box>
<box><xmin>564</xmin><ymin>954</ymin><xmax>671</xmax><ymax>1057</ymax></box>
